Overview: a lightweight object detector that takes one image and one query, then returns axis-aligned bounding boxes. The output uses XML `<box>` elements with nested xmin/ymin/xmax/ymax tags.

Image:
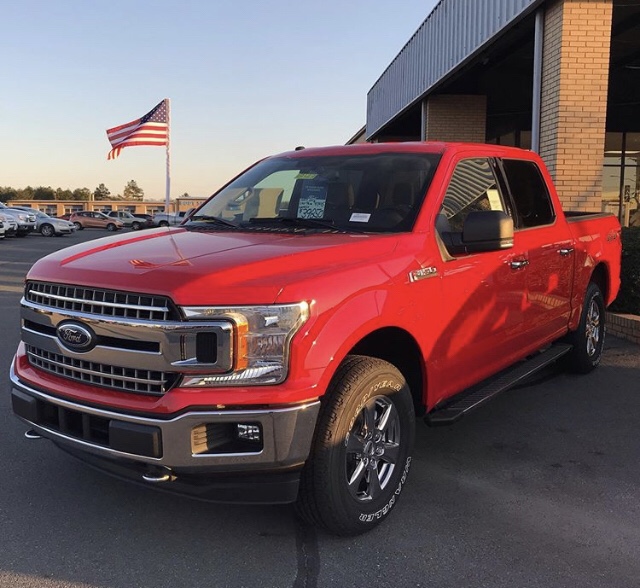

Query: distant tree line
<box><xmin>0</xmin><ymin>180</ymin><xmax>145</xmax><ymax>203</ymax></box>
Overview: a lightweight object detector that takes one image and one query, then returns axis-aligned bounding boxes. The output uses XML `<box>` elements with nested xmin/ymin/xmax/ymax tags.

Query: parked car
<box><xmin>0</xmin><ymin>212</ymin><xmax>18</xmax><ymax>237</ymax></box>
<box><xmin>69</xmin><ymin>211</ymin><xmax>124</xmax><ymax>231</ymax></box>
<box><xmin>131</xmin><ymin>213</ymin><xmax>156</xmax><ymax>226</ymax></box>
<box><xmin>0</xmin><ymin>203</ymin><xmax>36</xmax><ymax>236</ymax></box>
<box><xmin>36</xmin><ymin>212</ymin><xmax>76</xmax><ymax>237</ymax></box>
<box><xmin>103</xmin><ymin>210</ymin><xmax>153</xmax><ymax>230</ymax></box>
<box><xmin>11</xmin><ymin>207</ymin><xmax>76</xmax><ymax>237</ymax></box>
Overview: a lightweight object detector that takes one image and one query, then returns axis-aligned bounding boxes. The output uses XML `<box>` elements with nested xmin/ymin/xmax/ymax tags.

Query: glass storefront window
<box><xmin>601</xmin><ymin>131</ymin><xmax>640</xmax><ymax>226</ymax></box>
<box><xmin>602</xmin><ymin>167</ymin><xmax>622</xmax><ymax>214</ymax></box>
<box><xmin>604</xmin><ymin>132</ymin><xmax>623</xmax><ymax>165</ymax></box>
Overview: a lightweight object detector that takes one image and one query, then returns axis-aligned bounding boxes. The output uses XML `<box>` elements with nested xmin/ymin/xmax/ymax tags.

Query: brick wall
<box><xmin>606</xmin><ymin>312</ymin><xmax>640</xmax><ymax>345</ymax></box>
<box><xmin>539</xmin><ymin>0</ymin><xmax>613</xmax><ymax>211</ymax></box>
<box><xmin>424</xmin><ymin>95</ymin><xmax>487</xmax><ymax>143</ymax></box>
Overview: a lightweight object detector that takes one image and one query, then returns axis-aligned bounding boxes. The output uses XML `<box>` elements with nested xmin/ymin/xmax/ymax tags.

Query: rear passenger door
<box><xmin>499</xmin><ymin>158</ymin><xmax>574</xmax><ymax>344</ymax></box>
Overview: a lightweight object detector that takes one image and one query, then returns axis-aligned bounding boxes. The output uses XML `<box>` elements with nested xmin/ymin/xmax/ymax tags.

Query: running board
<box><xmin>424</xmin><ymin>343</ymin><xmax>573</xmax><ymax>426</ymax></box>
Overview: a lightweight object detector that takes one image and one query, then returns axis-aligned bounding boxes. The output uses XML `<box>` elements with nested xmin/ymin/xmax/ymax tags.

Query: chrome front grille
<box><xmin>25</xmin><ymin>281</ymin><xmax>177</xmax><ymax>321</ymax></box>
<box><xmin>26</xmin><ymin>345</ymin><xmax>178</xmax><ymax>395</ymax></box>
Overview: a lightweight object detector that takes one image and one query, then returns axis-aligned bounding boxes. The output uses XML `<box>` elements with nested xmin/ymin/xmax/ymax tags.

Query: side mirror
<box><xmin>462</xmin><ymin>210</ymin><xmax>513</xmax><ymax>252</ymax></box>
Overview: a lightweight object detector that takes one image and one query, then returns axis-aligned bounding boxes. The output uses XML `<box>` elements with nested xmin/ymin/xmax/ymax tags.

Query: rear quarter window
<box><xmin>501</xmin><ymin>159</ymin><xmax>555</xmax><ymax>228</ymax></box>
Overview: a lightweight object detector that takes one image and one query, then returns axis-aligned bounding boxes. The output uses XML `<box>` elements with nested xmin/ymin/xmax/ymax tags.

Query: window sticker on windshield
<box><xmin>295</xmin><ymin>173</ymin><xmax>318</xmax><ymax>180</ymax></box>
<box><xmin>297</xmin><ymin>183</ymin><xmax>327</xmax><ymax>219</ymax></box>
<box><xmin>349</xmin><ymin>212</ymin><xmax>371</xmax><ymax>223</ymax></box>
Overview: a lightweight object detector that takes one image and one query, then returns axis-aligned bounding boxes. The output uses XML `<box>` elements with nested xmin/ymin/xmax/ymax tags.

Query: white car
<box><xmin>0</xmin><ymin>212</ymin><xmax>18</xmax><ymax>236</ymax></box>
<box><xmin>0</xmin><ymin>203</ymin><xmax>36</xmax><ymax>237</ymax></box>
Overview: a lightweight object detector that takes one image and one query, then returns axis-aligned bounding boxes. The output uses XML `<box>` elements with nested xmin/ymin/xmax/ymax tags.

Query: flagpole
<box><xmin>165</xmin><ymin>98</ymin><xmax>171</xmax><ymax>213</ymax></box>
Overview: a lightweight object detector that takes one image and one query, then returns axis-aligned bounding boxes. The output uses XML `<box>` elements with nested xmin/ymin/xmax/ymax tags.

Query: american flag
<box><xmin>106</xmin><ymin>99</ymin><xmax>169</xmax><ymax>160</ymax></box>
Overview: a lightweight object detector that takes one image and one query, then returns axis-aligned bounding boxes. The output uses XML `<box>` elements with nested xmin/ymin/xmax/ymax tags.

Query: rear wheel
<box><xmin>295</xmin><ymin>355</ymin><xmax>415</xmax><ymax>536</ymax></box>
<box><xmin>159</xmin><ymin>220</ymin><xmax>169</xmax><ymax>227</ymax></box>
<box><xmin>565</xmin><ymin>282</ymin><xmax>605</xmax><ymax>373</ymax></box>
<box><xmin>132</xmin><ymin>221</ymin><xmax>141</xmax><ymax>230</ymax></box>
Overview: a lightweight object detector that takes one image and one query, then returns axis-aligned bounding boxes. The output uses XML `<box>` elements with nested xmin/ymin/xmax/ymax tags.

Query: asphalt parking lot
<box><xmin>1</xmin><ymin>230</ymin><xmax>639</xmax><ymax>588</ymax></box>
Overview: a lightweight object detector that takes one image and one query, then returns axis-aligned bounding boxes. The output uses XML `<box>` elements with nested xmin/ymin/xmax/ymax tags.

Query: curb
<box><xmin>606</xmin><ymin>312</ymin><xmax>640</xmax><ymax>345</ymax></box>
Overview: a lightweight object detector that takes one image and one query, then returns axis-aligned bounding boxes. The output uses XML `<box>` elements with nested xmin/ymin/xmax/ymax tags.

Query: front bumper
<box><xmin>10</xmin><ymin>363</ymin><xmax>320</xmax><ymax>503</ymax></box>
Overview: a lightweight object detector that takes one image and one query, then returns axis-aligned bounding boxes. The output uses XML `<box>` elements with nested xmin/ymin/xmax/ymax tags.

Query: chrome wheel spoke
<box><xmin>377</xmin><ymin>401</ymin><xmax>394</xmax><ymax>431</ymax></box>
<box><xmin>365</xmin><ymin>467</ymin><xmax>383</xmax><ymax>500</ymax></box>
<box><xmin>347</xmin><ymin>460</ymin><xmax>367</xmax><ymax>490</ymax></box>
<box><xmin>363</xmin><ymin>403</ymin><xmax>377</xmax><ymax>434</ymax></box>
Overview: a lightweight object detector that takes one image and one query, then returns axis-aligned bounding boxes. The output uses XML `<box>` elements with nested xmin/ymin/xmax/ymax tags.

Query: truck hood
<box><xmin>28</xmin><ymin>227</ymin><xmax>401</xmax><ymax>305</ymax></box>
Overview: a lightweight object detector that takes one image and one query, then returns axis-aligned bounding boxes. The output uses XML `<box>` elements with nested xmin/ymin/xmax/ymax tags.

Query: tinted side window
<box><xmin>501</xmin><ymin>159</ymin><xmax>554</xmax><ymax>228</ymax></box>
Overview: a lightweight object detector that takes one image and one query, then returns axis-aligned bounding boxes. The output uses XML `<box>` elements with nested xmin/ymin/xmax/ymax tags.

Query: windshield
<box><xmin>190</xmin><ymin>152</ymin><xmax>440</xmax><ymax>233</ymax></box>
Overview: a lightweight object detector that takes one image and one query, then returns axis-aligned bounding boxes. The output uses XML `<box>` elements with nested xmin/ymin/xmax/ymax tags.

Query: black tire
<box><xmin>73</xmin><ymin>222</ymin><xmax>83</xmax><ymax>230</ymax></box>
<box><xmin>106</xmin><ymin>223</ymin><xmax>116</xmax><ymax>232</ymax></box>
<box><xmin>295</xmin><ymin>355</ymin><xmax>415</xmax><ymax>536</ymax></box>
<box><xmin>564</xmin><ymin>282</ymin><xmax>605</xmax><ymax>374</ymax></box>
<box><xmin>159</xmin><ymin>220</ymin><xmax>169</xmax><ymax>227</ymax></box>
<box><xmin>132</xmin><ymin>222</ymin><xmax>141</xmax><ymax>230</ymax></box>
<box><xmin>40</xmin><ymin>224</ymin><xmax>55</xmax><ymax>237</ymax></box>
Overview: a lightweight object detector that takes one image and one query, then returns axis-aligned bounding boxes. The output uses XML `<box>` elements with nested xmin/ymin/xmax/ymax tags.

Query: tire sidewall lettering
<box><xmin>358</xmin><ymin>457</ymin><xmax>412</xmax><ymax>524</ymax></box>
<box><xmin>345</xmin><ymin>378</ymin><xmax>402</xmax><ymax>436</ymax></box>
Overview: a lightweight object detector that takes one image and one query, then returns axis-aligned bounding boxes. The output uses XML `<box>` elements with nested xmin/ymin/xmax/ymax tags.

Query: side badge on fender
<box><xmin>409</xmin><ymin>267</ymin><xmax>438</xmax><ymax>283</ymax></box>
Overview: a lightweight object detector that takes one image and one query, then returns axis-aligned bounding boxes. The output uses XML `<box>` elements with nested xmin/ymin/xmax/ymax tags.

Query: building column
<box><xmin>539</xmin><ymin>0</ymin><xmax>613</xmax><ymax>211</ymax></box>
<box><xmin>423</xmin><ymin>95</ymin><xmax>487</xmax><ymax>143</ymax></box>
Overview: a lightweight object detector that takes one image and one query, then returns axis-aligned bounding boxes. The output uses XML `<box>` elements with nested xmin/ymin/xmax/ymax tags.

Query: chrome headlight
<box><xmin>180</xmin><ymin>302</ymin><xmax>309</xmax><ymax>387</ymax></box>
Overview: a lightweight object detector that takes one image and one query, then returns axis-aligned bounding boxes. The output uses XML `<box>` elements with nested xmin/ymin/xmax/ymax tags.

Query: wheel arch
<box><xmin>589</xmin><ymin>262</ymin><xmax>610</xmax><ymax>305</ymax></box>
<box><xmin>348</xmin><ymin>327</ymin><xmax>426</xmax><ymax>416</ymax></box>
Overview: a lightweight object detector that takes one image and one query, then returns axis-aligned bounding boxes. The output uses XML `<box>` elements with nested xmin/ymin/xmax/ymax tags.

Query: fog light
<box><xmin>237</xmin><ymin>423</ymin><xmax>261</xmax><ymax>443</ymax></box>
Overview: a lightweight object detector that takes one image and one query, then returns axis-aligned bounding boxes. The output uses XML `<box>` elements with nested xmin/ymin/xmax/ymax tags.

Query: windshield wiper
<box><xmin>248</xmin><ymin>217</ymin><xmax>365</xmax><ymax>234</ymax></box>
<box><xmin>189</xmin><ymin>215</ymin><xmax>240</xmax><ymax>228</ymax></box>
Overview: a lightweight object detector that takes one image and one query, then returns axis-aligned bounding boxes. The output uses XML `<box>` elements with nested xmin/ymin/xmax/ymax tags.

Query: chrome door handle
<box><xmin>558</xmin><ymin>248</ymin><xmax>574</xmax><ymax>256</ymax></box>
<box><xmin>510</xmin><ymin>259</ymin><xmax>529</xmax><ymax>270</ymax></box>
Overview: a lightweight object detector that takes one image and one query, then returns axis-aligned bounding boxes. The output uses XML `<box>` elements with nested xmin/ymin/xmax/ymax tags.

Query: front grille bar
<box><xmin>26</xmin><ymin>345</ymin><xmax>175</xmax><ymax>395</ymax></box>
<box><xmin>25</xmin><ymin>282</ymin><xmax>177</xmax><ymax>322</ymax></box>
<box><xmin>33</xmin><ymin>291</ymin><xmax>166</xmax><ymax>315</ymax></box>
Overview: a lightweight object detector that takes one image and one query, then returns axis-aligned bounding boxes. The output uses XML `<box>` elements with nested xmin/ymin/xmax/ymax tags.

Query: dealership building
<box><xmin>357</xmin><ymin>0</ymin><xmax>640</xmax><ymax>226</ymax></box>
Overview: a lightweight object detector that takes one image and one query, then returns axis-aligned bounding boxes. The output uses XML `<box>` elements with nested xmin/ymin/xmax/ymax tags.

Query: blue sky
<box><xmin>1</xmin><ymin>1</ymin><xmax>438</xmax><ymax>201</ymax></box>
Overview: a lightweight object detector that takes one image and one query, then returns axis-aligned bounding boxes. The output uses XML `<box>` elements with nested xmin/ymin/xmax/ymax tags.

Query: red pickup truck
<box><xmin>10</xmin><ymin>142</ymin><xmax>621</xmax><ymax>535</ymax></box>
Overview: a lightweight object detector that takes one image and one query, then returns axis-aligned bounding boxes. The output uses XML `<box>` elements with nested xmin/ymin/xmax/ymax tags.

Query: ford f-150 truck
<box><xmin>10</xmin><ymin>142</ymin><xmax>621</xmax><ymax>535</ymax></box>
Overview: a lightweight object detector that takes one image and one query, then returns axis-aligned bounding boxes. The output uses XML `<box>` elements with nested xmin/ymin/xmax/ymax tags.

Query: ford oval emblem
<box><xmin>56</xmin><ymin>322</ymin><xmax>96</xmax><ymax>352</ymax></box>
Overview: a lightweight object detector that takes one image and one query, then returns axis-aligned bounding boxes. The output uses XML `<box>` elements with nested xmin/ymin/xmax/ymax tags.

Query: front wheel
<box><xmin>565</xmin><ymin>282</ymin><xmax>606</xmax><ymax>373</ymax></box>
<box><xmin>106</xmin><ymin>223</ymin><xmax>117</xmax><ymax>232</ymax></box>
<box><xmin>132</xmin><ymin>222</ymin><xmax>141</xmax><ymax>230</ymax></box>
<box><xmin>73</xmin><ymin>222</ymin><xmax>83</xmax><ymax>230</ymax></box>
<box><xmin>295</xmin><ymin>355</ymin><xmax>415</xmax><ymax>536</ymax></box>
<box><xmin>40</xmin><ymin>224</ymin><xmax>55</xmax><ymax>237</ymax></box>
